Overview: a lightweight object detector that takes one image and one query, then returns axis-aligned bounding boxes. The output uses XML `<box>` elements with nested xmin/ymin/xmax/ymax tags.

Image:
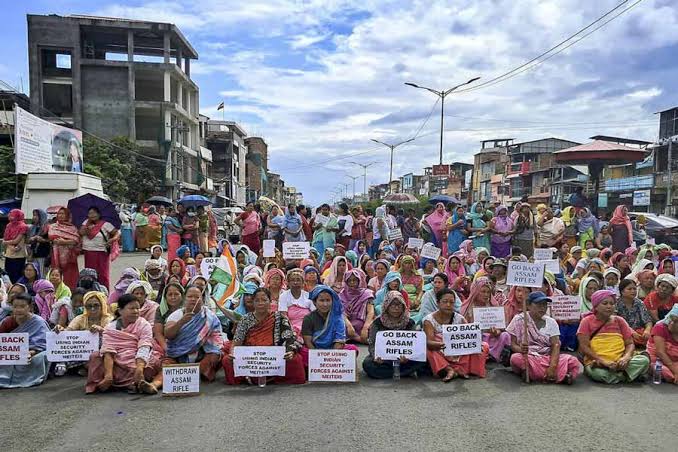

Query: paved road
<box><xmin>1</xmin><ymin>253</ymin><xmax>675</xmax><ymax>451</ymax></box>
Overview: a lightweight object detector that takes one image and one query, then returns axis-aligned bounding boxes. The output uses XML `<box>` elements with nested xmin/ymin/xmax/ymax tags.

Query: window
<box><xmin>42</xmin><ymin>83</ymin><xmax>72</xmax><ymax>117</ymax></box>
<box><xmin>41</xmin><ymin>49</ymin><xmax>72</xmax><ymax>77</ymax></box>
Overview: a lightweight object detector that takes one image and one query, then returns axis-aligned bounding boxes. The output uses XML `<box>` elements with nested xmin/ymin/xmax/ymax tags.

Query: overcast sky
<box><xmin>2</xmin><ymin>1</ymin><xmax>677</xmax><ymax>205</ymax></box>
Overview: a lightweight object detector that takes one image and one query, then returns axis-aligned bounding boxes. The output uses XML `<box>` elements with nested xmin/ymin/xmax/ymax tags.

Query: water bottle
<box><xmin>258</xmin><ymin>376</ymin><xmax>267</xmax><ymax>387</ymax></box>
<box><xmin>653</xmin><ymin>360</ymin><xmax>662</xmax><ymax>385</ymax></box>
<box><xmin>392</xmin><ymin>360</ymin><xmax>401</xmax><ymax>381</ymax></box>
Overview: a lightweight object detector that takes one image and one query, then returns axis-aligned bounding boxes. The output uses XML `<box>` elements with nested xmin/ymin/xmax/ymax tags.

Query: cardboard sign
<box><xmin>533</xmin><ymin>248</ymin><xmax>554</xmax><ymax>261</ymax></box>
<box><xmin>388</xmin><ymin>228</ymin><xmax>403</xmax><ymax>241</ymax></box>
<box><xmin>506</xmin><ymin>261</ymin><xmax>545</xmax><ymax>288</ymax></box>
<box><xmin>315</xmin><ymin>215</ymin><xmax>330</xmax><ymax>226</ymax></box>
<box><xmin>0</xmin><ymin>333</ymin><xmax>29</xmax><ymax>365</ymax></box>
<box><xmin>550</xmin><ymin>295</ymin><xmax>581</xmax><ymax>321</ymax></box>
<box><xmin>262</xmin><ymin>239</ymin><xmax>276</xmax><ymax>257</ymax></box>
<box><xmin>46</xmin><ymin>331</ymin><xmax>99</xmax><ymax>362</ymax></box>
<box><xmin>162</xmin><ymin>363</ymin><xmax>200</xmax><ymax>396</ymax></box>
<box><xmin>282</xmin><ymin>241</ymin><xmax>310</xmax><ymax>260</ymax></box>
<box><xmin>442</xmin><ymin>323</ymin><xmax>482</xmax><ymax>356</ymax></box>
<box><xmin>308</xmin><ymin>349</ymin><xmax>357</xmax><ymax>382</ymax></box>
<box><xmin>536</xmin><ymin>259</ymin><xmax>561</xmax><ymax>275</ymax></box>
<box><xmin>374</xmin><ymin>331</ymin><xmax>426</xmax><ymax>362</ymax></box>
<box><xmin>646</xmin><ymin>237</ymin><xmax>655</xmax><ymax>246</ymax></box>
<box><xmin>407</xmin><ymin>238</ymin><xmax>424</xmax><ymax>250</ymax></box>
<box><xmin>233</xmin><ymin>346</ymin><xmax>286</xmax><ymax>377</ymax></box>
<box><xmin>200</xmin><ymin>257</ymin><xmax>221</xmax><ymax>279</ymax></box>
<box><xmin>420</xmin><ymin>243</ymin><xmax>442</xmax><ymax>260</ymax></box>
<box><xmin>472</xmin><ymin>307</ymin><xmax>506</xmax><ymax>330</ymax></box>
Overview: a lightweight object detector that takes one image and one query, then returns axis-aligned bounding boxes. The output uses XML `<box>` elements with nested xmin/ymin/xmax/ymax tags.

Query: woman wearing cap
<box><xmin>424</xmin><ymin>288</ymin><xmax>489</xmax><ymax>381</ymax></box>
<box><xmin>506</xmin><ymin>292</ymin><xmax>581</xmax><ymax>384</ymax></box>
<box><xmin>615</xmin><ymin>279</ymin><xmax>653</xmax><ymax>347</ymax></box>
<box><xmin>643</xmin><ymin>274</ymin><xmax>678</xmax><ymax>322</ymax></box>
<box><xmin>364</xmin><ymin>290</ymin><xmax>426</xmax><ymax>379</ymax></box>
<box><xmin>648</xmin><ymin>305</ymin><xmax>678</xmax><ymax>384</ymax></box>
<box><xmin>577</xmin><ymin>290</ymin><xmax>650</xmax><ymax>384</ymax></box>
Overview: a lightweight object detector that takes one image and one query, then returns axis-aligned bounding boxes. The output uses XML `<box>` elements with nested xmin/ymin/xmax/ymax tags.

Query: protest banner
<box><xmin>0</xmin><ymin>333</ymin><xmax>29</xmax><ymax>365</ymax></box>
<box><xmin>550</xmin><ymin>295</ymin><xmax>582</xmax><ymax>321</ymax></box>
<box><xmin>533</xmin><ymin>248</ymin><xmax>554</xmax><ymax>261</ymax></box>
<box><xmin>407</xmin><ymin>238</ymin><xmax>424</xmax><ymax>250</ymax></box>
<box><xmin>420</xmin><ymin>243</ymin><xmax>441</xmax><ymax>261</ymax></box>
<box><xmin>374</xmin><ymin>331</ymin><xmax>426</xmax><ymax>362</ymax></box>
<box><xmin>282</xmin><ymin>241</ymin><xmax>310</xmax><ymax>260</ymax></box>
<box><xmin>308</xmin><ymin>349</ymin><xmax>357</xmax><ymax>382</ymax></box>
<box><xmin>472</xmin><ymin>307</ymin><xmax>506</xmax><ymax>330</ymax></box>
<box><xmin>200</xmin><ymin>257</ymin><xmax>221</xmax><ymax>279</ymax></box>
<box><xmin>536</xmin><ymin>259</ymin><xmax>561</xmax><ymax>274</ymax></box>
<box><xmin>233</xmin><ymin>346</ymin><xmax>286</xmax><ymax>377</ymax></box>
<box><xmin>388</xmin><ymin>228</ymin><xmax>403</xmax><ymax>241</ymax></box>
<box><xmin>262</xmin><ymin>239</ymin><xmax>276</xmax><ymax>258</ymax></box>
<box><xmin>46</xmin><ymin>331</ymin><xmax>99</xmax><ymax>362</ymax></box>
<box><xmin>442</xmin><ymin>323</ymin><xmax>482</xmax><ymax>356</ymax></box>
<box><xmin>506</xmin><ymin>261</ymin><xmax>545</xmax><ymax>288</ymax></box>
<box><xmin>162</xmin><ymin>363</ymin><xmax>200</xmax><ymax>396</ymax></box>
<box><xmin>315</xmin><ymin>214</ymin><xmax>330</xmax><ymax>226</ymax></box>
<box><xmin>14</xmin><ymin>106</ymin><xmax>84</xmax><ymax>174</ymax></box>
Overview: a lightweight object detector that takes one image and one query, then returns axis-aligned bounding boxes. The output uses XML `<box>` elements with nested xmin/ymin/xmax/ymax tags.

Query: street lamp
<box><xmin>349</xmin><ymin>161</ymin><xmax>376</xmax><ymax>200</ymax></box>
<box><xmin>370</xmin><ymin>138</ymin><xmax>415</xmax><ymax>193</ymax></box>
<box><xmin>345</xmin><ymin>175</ymin><xmax>360</xmax><ymax>202</ymax></box>
<box><xmin>405</xmin><ymin>76</ymin><xmax>480</xmax><ymax>164</ymax></box>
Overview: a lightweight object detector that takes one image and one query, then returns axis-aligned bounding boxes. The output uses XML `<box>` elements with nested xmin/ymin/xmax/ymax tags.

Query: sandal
<box><xmin>442</xmin><ymin>369</ymin><xmax>457</xmax><ymax>383</ymax></box>
<box><xmin>138</xmin><ymin>380</ymin><xmax>158</xmax><ymax>395</ymax></box>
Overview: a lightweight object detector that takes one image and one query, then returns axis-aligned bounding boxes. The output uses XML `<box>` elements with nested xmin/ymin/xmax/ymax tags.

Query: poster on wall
<box><xmin>14</xmin><ymin>106</ymin><xmax>84</xmax><ymax>174</ymax></box>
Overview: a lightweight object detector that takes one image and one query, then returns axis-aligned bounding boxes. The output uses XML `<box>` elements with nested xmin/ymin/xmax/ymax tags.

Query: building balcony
<box><xmin>507</xmin><ymin>162</ymin><xmax>530</xmax><ymax>177</ymax></box>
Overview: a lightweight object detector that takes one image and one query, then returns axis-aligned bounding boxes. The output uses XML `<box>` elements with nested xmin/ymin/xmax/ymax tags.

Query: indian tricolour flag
<box><xmin>211</xmin><ymin>243</ymin><xmax>243</xmax><ymax>307</ymax></box>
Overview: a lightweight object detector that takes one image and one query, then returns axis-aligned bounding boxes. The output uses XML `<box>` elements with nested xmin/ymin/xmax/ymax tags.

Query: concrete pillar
<box><xmin>177</xmin><ymin>82</ymin><xmax>183</xmax><ymax>110</ymax></box>
<box><xmin>127</xmin><ymin>30</ymin><xmax>136</xmax><ymax>139</ymax></box>
<box><xmin>184</xmin><ymin>57</ymin><xmax>190</xmax><ymax>77</ymax></box>
<box><xmin>163</xmin><ymin>71</ymin><xmax>171</xmax><ymax>102</ymax></box>
<box><xmin>127</xmin><ymin>30</ymin><xmax>134</xmax><ymax>62</ymax></box>
<box><xmin>163</xmin><ymin>32</ymin><xmax>170</xmax><ymax>64</ymax></box>
<box><xmin>176</xmin><ymin>47</ymin><xmax>182</xmax><ymax>70</ymax></box>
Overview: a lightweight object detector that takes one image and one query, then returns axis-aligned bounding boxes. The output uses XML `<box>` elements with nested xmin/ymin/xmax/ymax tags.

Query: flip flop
<box><xmin>138</xmin><ymin>381</ymin><xmax>158</xmax><ymax>395</ymax></box>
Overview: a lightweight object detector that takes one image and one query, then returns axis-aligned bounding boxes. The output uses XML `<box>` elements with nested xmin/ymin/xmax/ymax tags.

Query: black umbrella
<box><xmin>146</xmin><ymin>195</ymin><xmax>173</xmax><ymax>206</ymax></box>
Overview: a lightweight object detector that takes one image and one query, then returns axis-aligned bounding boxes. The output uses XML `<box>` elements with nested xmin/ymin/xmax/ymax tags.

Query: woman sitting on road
<box><xmin>643</xmin><ymin>274</ymin><xmax>678</xmax><ymax>323</ymax></box>
<box><xmin>615</xmin><ymin>279</ymin><xmax>653</xmax><ymax>347</ymax></box>
<box><xmin>222</xmin><ymin>288</ymin><xmax>305</xmax><ymax>385</ymax></box>
<box><xmin>363</xmin><ymin>290</ymin><xmax>426</xmax><ymax>379</ymax></box>
<box><xmin>278</xmin><ymin>269</ymin><xmax>314</xmax><ymax>336</ymax></box>
<box><xmin>648</xmin><ymin>305</ymin><xmax>678</xmax><ymax>384</ymax></box>
<box><xmin>424</xmin><ymin>288</ymin><xmax>489</xmax><ymax>382</ymax></box>
<box><xmin>86</xmin><ymin>294</ymin><xmax>163</xmax><ymax>394</ymax></box>
<box><xmin>338</xmin><ymin>269</ymin><xmax>375</xmax><ymax>343</ymax></box>
<box><xmin>125</xmin><ymin>280</ymin><xmax>159</xmax><ymax>326</ymax></box>
<box><xmin>152</xmin><ymin>282</ymin><xmax>184</xmax><ymax>354</ymax></box>
<box><xmin>577</xmin><ymin>290</ymin><xmax>650</xmax><ymax>384</ymax></box>
<box><xmin>0</xmin><ymin>294</ymin><xmax>50</xmax><ymax>388</ymax></box>
<box><xmin>506</xmin><ymin>291</ymin><xmax>581</xmax><ymax>384</ymax></box>
<box><xmin>416</xmin><ymin>273</ymin><xmax>461</xmax><ymax>326</ymax></box>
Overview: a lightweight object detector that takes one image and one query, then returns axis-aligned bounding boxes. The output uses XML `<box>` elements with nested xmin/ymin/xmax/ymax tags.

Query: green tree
<box><xmin>0</xmin><ymin>145</ymin><xmax>25</xmax><ymax>200</ymax></box>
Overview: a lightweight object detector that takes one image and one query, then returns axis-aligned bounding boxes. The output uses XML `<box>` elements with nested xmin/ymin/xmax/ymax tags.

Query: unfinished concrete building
<box><xmin>27</xmin><ymin>14</ymin><xmax>212</xmax><ymax>198</ymax></box>
<box><xmin>205</xmin><ymin>120</ymin><xmax>248</xmax><ymax>207</ymax></box>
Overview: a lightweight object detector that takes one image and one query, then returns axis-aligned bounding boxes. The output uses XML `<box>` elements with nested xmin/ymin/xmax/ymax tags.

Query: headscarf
<box><xmin>113</xmin><ymin>267</ymin><xmax>141</xmax><ymax>294</ymax></box>
<box><xmin>662</xmin><ymin>304</ymin><xmax>678</xmax><ymax>325</ymax></box>
<box><xmin>3</xmin><ymin>209</ymin><xmax>29</xmax><ymax>241</ymax></box>
<box><xmin>339</xmin><ymin>269</ymin><xmax>373</xmax><ymax>322</ymax></box>
<box><xmin>308</xmin><ymin>285</ymin><xmax>346</xmax><ymax>349</ymax></box>
<box><xmin>125</xmin><ymin>280</ymin><xmax>153</xmax><ymax>297</ymax></box>
<box><xmin>625</xmin><ymin>246</ymin><xmax>637</xmax><ymax>259</ymax></box>
<box><xmin>396</xmin><ymin>255</ymin><xmax>417</xmax><ymax>274</ymax></box>
<box><xmin>460</xmin><ymin>276</ymin><xmax>495</xmax><ymax>317</ymax></box>
<box><xmin>283</xmin><ymin>206</ymin><xmax>303</xmax><ymax>232</ymax></box>
<box><xmin>444</xmin><ymin>255</ymin><xmax>466</xmax><ymax>286</ymax></box>
<box><xmin>263</xmin><ymin>268</ymin><xmax>287</xmax><ymax>289</ymax></box>
<box><xmin>590</xmin><ymin>289</ymin><xmax>616</xmax><ymax>311</ymax></box>
<box><xmin>604</xmin><ymin>267</ymin><xmax>621</xmax><ymax>281</ymax></box>
<box><xmin>425</xmin><ymin>203</ymin><xmax>448</xmax><ymax>240</ymax></box>
<box><xmin>47</xmin><ymin>269</ymin><xmax>71</xmax><ymax>301</ymax></box>
<box><xmin>579</xmin><ymin>275</ymin><xmax>598</xmax><ymax>313</ymax></box>
<box><xmin>149</xmin><ymin>245</ymin><xmax>168</xmax><ymax>270</ymax></box>
<box><xmin>577</xmin><ymin>208</ymin><xmax>598</xmax><ymax>234</ymax></box>
<box><xmin>33</xmin><ymin>279</ymin><xmax>55</xmax><ymax>321</ymax></box>
<box><xmin>324</xmin><ymin>256</ymin><xmax>348</xmax><ymax>288</ymax></box>
<box><xmin>609</xmin><ymin>252</ymin><xmax>624</xmax><ymax>268</ymax></box>
<box><xmin>379</xmin><ymin>290</ymin><xmax>410</xmax><ymax>329</ymax></box>
<box><xmin>455</xmin><ymin>240</ymin><xmax>477</xmax><ymax>263</ymax></box>
<box><xmin>144</xmin><ymin>259</ymin><xmax>164</xmax><ymax>279</ymax></box>
<box><xmin>82</xmin><ymin>291</ymin><xmax>110</xmax><ymax>321</ymax></box>
<box><xmin>492</xmin><ymin>205</ymin><xmax>513</xmax><ymax>241</ymax></box>
<box><xmin>176</xmin><ymin>245</ymin><xmax>191</xmax><ymax>259</ymax></box>
<box><xmin>78</xmin><ymin>268</ymin><xmax>106</xmax><ymax>293</ymax></box>
<box><xmin>168</xmin><ymin>258</ymin><xmax>188</xmax><ymax>284</ymax></box>
<box><xmin>467</xmin><ymin>202</ymin><xmax>484</xmax><ymax>221</ymax></box>
<box><xmin>655</xmin><ymin>273</ymin><xmax>678</xmax><ymax>290</ymax></box>
<box><xmin>345</xmin><ymin>250</ymin><xmax>358</xmax><ymax>268</ymax></box>
<box><xmin>659</xmin><ymin>258</ymin><xmax>676</xmax><ymax>276</ymax></box>
<box><xmin>561</xmin><ymin>206</ymin><xmax>574</xmax><ymax>227</ymax></box>
<box><xmin>631</xmin><ymin>258</ymin><xmax>655</xmax><ymax>278</ymax></box>
<box><xmin>375</xmin><ymin>271</ymin><xmax>403</xmax><ymax>308</ymax></box>
<box><xmin>235</xmin><ymin>282</ymin><xmax>258</xmax><ymax>316</ymax></box>
<box><xmin>28</xmin><ymin>209</ymin><xmax>48</xmax><ymax>238</ymax></box>
<box><xmin>609</xmin><ymin>205</ymin><xmax>633</xmax><ymax>245</ymax></box>
<box><xmin>158</xmin><ymin>282</ymin><xmax>185</xmax><ymax>317</ymax></box>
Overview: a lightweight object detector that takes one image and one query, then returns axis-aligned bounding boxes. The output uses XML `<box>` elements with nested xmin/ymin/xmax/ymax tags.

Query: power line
<box><xmin>454</xmin><ymin>0</ymin><xmax>644</xmax><ymax>94</ymax></box>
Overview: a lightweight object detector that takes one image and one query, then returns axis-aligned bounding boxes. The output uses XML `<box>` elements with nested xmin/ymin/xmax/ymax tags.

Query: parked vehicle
<box><xmin>211</xmin><ymin>207</ymin><xmax>243</xmax><ymax>243</ymax></box>
<box><xmin>21</xmin><ymin>172</ymin><xmax>106</xmax><ymax>217</ymax></box>
<box><xmin>628</xmin><ymin>212</ymin><xmax>678</xmax><ymax>248</ymax></box>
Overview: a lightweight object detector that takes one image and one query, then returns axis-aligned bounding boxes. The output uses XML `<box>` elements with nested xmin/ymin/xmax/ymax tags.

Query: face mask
<box><xmin>79</xmin><ymin>279</ymin><xmax>94</xmax><ymax>290</ymax></box>
<box><xmin>73</xmin><ymin>307</ymin><xmax>85</xmax><ymax>316</ymax></box>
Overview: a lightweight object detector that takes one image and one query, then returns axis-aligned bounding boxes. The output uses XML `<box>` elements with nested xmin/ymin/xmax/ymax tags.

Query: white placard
<box><xmin>407</xmin><ymin>238</ymin><xmax>424</xmax><ymax>250</ymax></box>
<box><xmin>374</xmin><ymin>330</ymin><xmax>426</xmax><ymax>362</ymax></box>
<box><xmin>506</xmin><ymin>261</ymin><xmax>545</xmax><ymax>288</ymax></box>
<box><xmin>262</xmin><ymin>239</ymin><xmax>276</xmax><ymax>257</ymax></box>
<box><xmin>533</xmin><ymin>248</ymin><xmax>553</xmax><ymax>261</ymax></box>
<box><xmin>536</xmin><ymin>259</ymin><xmax>561</xmax><ymax>274</ymax></box>
<box><xmin>550</xmin><ymin>295</ymin><xmax>582</xmax><ymax>321</ymax></box>
<box><xmin>0</xmin><ymin>333</ymin><xmax>29</xmax><ymax>365</ymax></box>
<box><xmin>315</xmin><ymin>215</ymin><xmax>330</xmax><ymax>226</ymax></box>
<box><xmin>162</xmin><ymin>364</ymin><xmax>200</xmax><ymax>395</ymax></box>
<box><xmin>442</xmin><ymin>323</ymin><xmax>482</xmax><ymax>356</ymax></box>
<box><xmin>200</xmin><ymin>257</ymin><xmax>220</xmax><ymax>279</ymax></box>
<box><xmin>14</xmin><ymin>106</ymin><xmax>84</xmax><ymax>174</ymax></box>
<box><xmin>233</xmin><ymin>346</ymin><xmax>286</xmax><ymax>377</ymax></box>
<box><xmin>388</xmin><ymin>228</ymin><xmax>403</xmax><ymax>241</ymax></box>
<box><xmin>420</xmin><ymin>243</ymin><xmax>442</xmax><ymax>260</ymax></box>
<box><xmin>308</xmin><ymin>349</ymin><xmax>357</xmax><ymax>382</ymax></box>
<box><xmin>646</xmin><ymin>237</ymin><xmax>655</xmax><ymax>246</ymax></box>
<box><xmin>472</xmin><ymin>307</ymin><xmax>506</xmax><ymax>330</ymax></box>
<box><xmin>282</xmin><ymin>241</ymin><xmax>310</xmax><ymax>260</ymax></box>
<box><xmin>46</xmin><ymin>331</ymin><xmax>99</xmax><ymax>362</ymax></box>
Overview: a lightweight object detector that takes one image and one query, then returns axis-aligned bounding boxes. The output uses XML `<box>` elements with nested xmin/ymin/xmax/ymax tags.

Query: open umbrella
<box><xmin>146</xmin><ymin>195</ymin><xmax>173</xmax><ymax>206</ymax></box>
<box><xmin>46</xmin><ymin>205</ymin><xmax>64</xmax><ymax>215</ymax></box>
<box><xmin>428</xmin><ymin>194</ymin><xmax>459</xmax><ymax>205</ymax></box>
<box><xmin>257</xmin><ymin>196</ymin><xmax>279</xmax><ymax>212</ymax></box>
<box><xmin>67</xmin><ymin>193</ymin><xmax>121</xmax><ymax>228</ymax></box>
<box><xmin>177</xmin><ymin>195</ymin><xmax>211</xmax><ymax>207</ymax></box>
<box><xmin>383</xmin><ymin>193</ymin><xmax>419</xmax><ymax>204</ymax></box>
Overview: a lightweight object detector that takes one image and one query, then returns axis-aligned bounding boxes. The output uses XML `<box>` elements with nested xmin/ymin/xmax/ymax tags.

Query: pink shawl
<box><xmin>609</xmin><ymin>205</ymin><xmax>633</xmax><ymax>245</ymax></box>
<box><xmin>339</xmin><ymin>269</ymin><xmax>374</xmax><ymax>322</ymax></box>
<box><xmin>460</xmin><ymin>276</ymin><xmax>498</xmax><ymax>318</ymax></box>
<box><xmin>505</xmin><ymin>312</ymin><xmax>552</xmax><ymax>355</ymax></box>
<box><xmin>139</xmin><ymin>300</ymin><xmax>159</xmax><ymax>325</ymax></box>
<box><xmin>101</xmin><ymin>317</ymin><xmax>154</xmax><ymax>368</ymax></box>
<box><xmin>444</xmin><ymin>255</ymin><xmax>466</xmax><ymax>286</ymax></box>
<box><xmin>425</xmin><ymin>203</ymin><xmax>449</xmax><ymax>243</ymax></box>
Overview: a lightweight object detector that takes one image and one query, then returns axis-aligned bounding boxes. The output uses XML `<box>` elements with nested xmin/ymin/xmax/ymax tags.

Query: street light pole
<box><xmin>345</xmin><ymin>175</ymin><xmax>360</xmax><ymax>202</ymax></box>
<box><xmin>405</xmin><ymin>76</ymin><xmax>480</xmax><ymax>164</ymax></box>
<box><xmin>349</xmin><ymin>161</ymin><xmax>376</xmax><ymax>200</ymax></box>
<box><xmin>371</xmin><ymin>138</ymin><xmax>415</xmax><ymax>193</ymax></box>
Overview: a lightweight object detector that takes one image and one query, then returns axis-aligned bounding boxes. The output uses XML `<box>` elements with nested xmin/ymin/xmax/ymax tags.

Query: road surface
<box><xmin>0</xmin><ymin>253</ymin><xmax>674</xmax><ymax>451</ymax></box>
